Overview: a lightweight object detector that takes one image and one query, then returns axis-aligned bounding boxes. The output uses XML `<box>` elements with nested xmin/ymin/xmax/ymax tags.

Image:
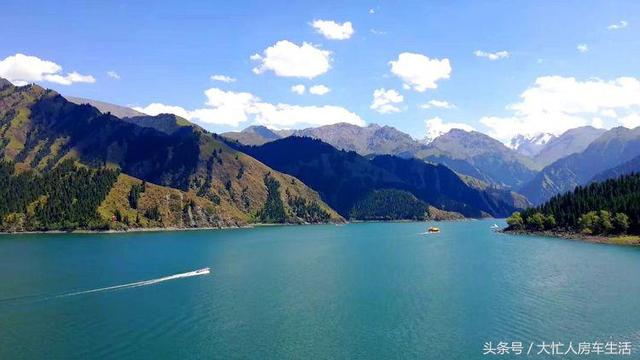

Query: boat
<box><xmin>427</xmin><ymin>227</ymin><xmax>440</xmax><ymax>233</ymax></box>
<box><xmin>491</xmin><ymin>224</ymin><xmax>500</xmax><ymax>229</ymax></box>
<box><xmin>194</xmin><ymin>267</ymin><xmax>211</xmax><ymax>275</ymax></box>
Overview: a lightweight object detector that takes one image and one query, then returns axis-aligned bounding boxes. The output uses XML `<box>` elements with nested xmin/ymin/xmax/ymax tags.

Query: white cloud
<box><xmin>291</xmin><ymin>84</ymin><xmax>305</xmax><ymax>95</ymax></box>
<box><xmin>480</xmin><ymin>76</ymin><xmax>640</xmax><ymax>142</ymax></box>
<box><xmin>210</xmin><ymin>74</ymin><xmax>236</xmax><ymax>83</ymax></box>
<box><xmin>389</xmin><ymin>52</ymin><xmax>451</xmax><ymax>92</ymax></box>
<box><xmin>133</xmin><ymin>103</ymin><xmax>191</xmax><ymax>120</ymax></box>
<box><xmin>369</xmin><ymin>8</ymin><xmax>375</xmax><ymax>14</ymax></box>
<box><xmin>425</xmin><ymin>117</ymin><xmax>475</xmax><ymax>142</ymax></box>
<box><xmin>107</xmin><ymin>70</ymin><xmax>120</xmax><ymax>80</ymax></box>
<box><xmin>620</xmin><ymin>114</ymin><xmax>640</xmax><ymax>129</ymax></box>
<box><xmin>309</xmin><ymin>85</ymin><xmax>330</xmax><ymax>95</ymax></box>
<box><xmin>0</xmin><ymin>53</ymin><xmax>95</xmax><ymax>86</ymax></box>
<box><xmin>421</xmin><ymin>100</ymin><xmax>455</xmax><ymax>109</ymax></box>
<box><xmin>600</xmin><ymin>109</ymin><xmax>618</xmax><ymax>118</ymax></box>
<box><xmin>370</xmin><ymin>88</ymin><xmax>403</xmax><ymax>114</ymax></box>
<box><xmin>577</xmin><ymin>44</ymin><xmax>589</xmax><ymax>53</ymax></box>
<box><xmin>311</xmin><ymin>20</ymin><xmax>354</xmax><ymax>40</ymax></box>
<box><xmin>251</xmin><ymin>103</ymin><xmax>364</xmax><ymax>129</ymax></box>
<box><xmin>607</xmin><ymin>20</ymin><xmax>628</xmax><ymax>30</ymax></box>
<box><xmin>135</xmin><ymin>87</ymin><xmax>364</xmax><ymax>129</ymax></box>
<box><xmin>591</xmin><ymin>117</ymin><xmax>604</xmax><ymax>129</ymax></box>
<box><xmin>251</xmin><ymin>40</ymin><xmax>331</xmax><ymax>78</ymax></box>
<box><xmin>474</xmin><ymin>50</ymin><xmax>510</xmax><ymax>61</ymax></box>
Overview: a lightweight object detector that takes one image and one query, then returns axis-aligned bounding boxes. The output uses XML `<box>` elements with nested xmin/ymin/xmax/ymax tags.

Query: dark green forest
<box><xmin>506</xmin><ymin>173</ymin><xmax>640</xmax><ymax>235</ymax></box>
<box><xmin>287</xmin><ymin>193</ymin><xmax>330</xmax><ymax>223</ymax></box>
<box><xmin>256</xmin><ymin>174</ymin><xmax>287</xmax><ymax>223</ymax></box>
<box><xmin>256</xmin><ymin>174</ymin><xmax>331</xmax><ymax>224</ymax></box>
<box><xmin>0</xmin><ymin>160</ymin><xmax>119</xmax><ymax>231</ymax></box>
<box><xmin>350</xmin><ymin>189</ymin><xmax>428</xmax><ymax>220</ymax></box>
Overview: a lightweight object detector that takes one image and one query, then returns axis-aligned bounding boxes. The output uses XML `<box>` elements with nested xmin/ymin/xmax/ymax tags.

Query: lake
<box><xmin>1</xmin><ymin>220</ymin><xmax>639</xmax><ymax>359</ymax></box>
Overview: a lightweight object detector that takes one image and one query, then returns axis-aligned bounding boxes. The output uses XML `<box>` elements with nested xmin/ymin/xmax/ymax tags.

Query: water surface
<box><xmin>1</xmin><ymin>220</ymin><xmax>639</xmax><ymax>359</ymax></box>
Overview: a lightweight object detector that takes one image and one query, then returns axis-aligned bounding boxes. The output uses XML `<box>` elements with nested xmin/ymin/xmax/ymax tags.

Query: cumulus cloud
<box><xmin>107</xmin><ymin>70</ymin><xmax>120</xmax><ymax>80</ymax></box>
<box><xmin>474</xmin><ymin>50</ymin><xmax>509</xmax><ymax>61</ymax></box>
<box><xmin>607</xmin><ymin>20</ymin><xmax>628</xmax><ymax>30</ymax></box>
<box><xmin>309</xmin><ymin>85</ymin><xmax>330</xmax><ymax>95</ymax></box>
<box><xmin>370</xmin><ymin>88</ymin><xmax>403</xmax><ymax>114</ymax></box>
<box><xmin>210</xmin><ymin>74</ymin><xmax>236</xmax><ymax>83</ymax></box>
<box><xmin>251</xmin><ymin>103</ymin><xmax>364</xmax><ymax>129</ymax></box>
<box><xmin>291</xmin><ymin>84</ymin><xmax>305</xmax><ymax>95</ymax></box>
<box><xmin>133</xmin><ymin>103</ymin><xmax>191</xmax><ymax>120</ymax></box>
<box><xmin>0</xmin><ymin>53</ymin><xmax>95</xmax><ymax>86</ymax></box>
<box><xmin>389</xmin><ymin>52</ymin><xmax>451</xmax><ymax>92</ymax></box>
<box><xmin>194</xmin><ymin>88</ymin><xmax>259</xmax><ymax>125</ymax></box>
<box><xmin>577</xmin><ymin>44</ymin><xmax>589</xmax><ymax>53</ymax></box>
<box><xmin>311</xmin><ymin>20</ymin><xmax>354</xmax><ymax>40</ymax></box>
<box><xmin>620</xmin><ymin>114</ymin><xmax>640</xmax><ymax>129</ymax></box>
<box><xmin>425</xmin><ymin>117</ymin><xmax>475</xmax><ymax>142</ymax></box>
<box><xmin>421</xmin><ymin>100</ymin><xmax>455</xmax><ymax>109</ymax></box>
<box><xmin>480</xmin><ymin>76</ymin><xmax>640</xmax><ymax>142</ymax></box>
<box><xmin>251</xmin><ymin>40</ymin><xmax>331</xmax><ymax>79</ymax></box>
<box><xmin>591</xmin><ymin>117</ymin><xmax>604</xmax><ymax>129</ymax></box>
<box><xmin>135</xmin><ymin>87</ymin><xmax>364</xmax><ymax>129</ymax></box>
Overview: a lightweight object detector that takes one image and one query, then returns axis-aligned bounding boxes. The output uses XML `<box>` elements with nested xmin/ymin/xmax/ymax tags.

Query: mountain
<box><xmin>519</xmin><ymin>126</ymin><xmax>640</xmax><ymax>205</ymax></box>
<box><xmin>534</xmin><ymin>126</ymin><xmax>606</xmax><ymax>167</ymax></box>
<box><xmin>0</xmin><ymin>79</ymin><xmax>342</xmax><ymax>231</ymax></box>
<box><xmin>222</xmin><ymin>125</ymin><xmax>283</xmax><ymax>146</ymax></box>
<box><xmin>224</xmin><ymin>124</ymin><xmax>541</xmax><ymax>191</ymax></box>
<box><xmin>228</xmin><ymin>124</ymin><xmax>541</xmax><ymax>191</ymax></box>
<box><xmin>230</xmin><ymin>136</ymin><xmax>518</xmax><ymax>218</ymax></box>
<box><xmin>121</xmin><ymin>113</ymin><xmax>201</xmax><ymax>135</ymax></box>
<box><xmin>290</xmin><ymin>122</ymin><xmax>423</xmax><ymax>157</ymax></box>
<box><xmin>415</xmin><ymin>129</ymin><xmax>539</xmax><ymax>189</ymax></box>
<box><xmin>509</xmin><ymin>132</ymin><xmax>555</xmax><ymax>157</ymax></box>
<box><xmin>224</xmin><ymin>122</ymin><xmax>425</xmax><ymax>157</ymax></box>
<box><xmin>590</xmin><ymin>154</ymin><xmax>640</xmax><ymax>183</ymax></box>
<box><xmin>66</xmin><ymin>96</ymin><xmax>145</xmax><ymax>119</ymax></box>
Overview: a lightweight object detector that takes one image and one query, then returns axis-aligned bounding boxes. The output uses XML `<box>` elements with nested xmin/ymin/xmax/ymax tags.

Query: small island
<box><xmin>504</xmin><ymin>173</ymin><xmax>640</xmax><ymax>245</ymax></box>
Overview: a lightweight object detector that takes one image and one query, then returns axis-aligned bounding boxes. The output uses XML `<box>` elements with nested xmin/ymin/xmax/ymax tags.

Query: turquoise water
<box><xmin>1</xmin><ymin>220</ymin><xmax>639</xmax><ymax>359</ymax></box>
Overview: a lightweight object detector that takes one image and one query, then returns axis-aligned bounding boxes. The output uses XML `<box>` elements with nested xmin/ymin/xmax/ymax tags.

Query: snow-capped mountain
<box><xmin>509</xmin><ymin>132</ymin><xmax>556</xmax><ymax>157</ymax></box>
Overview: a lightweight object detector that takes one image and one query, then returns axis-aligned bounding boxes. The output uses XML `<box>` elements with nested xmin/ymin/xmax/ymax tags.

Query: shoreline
<box><xmin>0</xmin><ymin>222</ymin><xmax>337</xmax><ymax>236</ymax></box>
<box><xmin>0</xmin><ymin>217</ymin><xmax>481</xmax><ymax>236</ymax></box>
<box><xmin>502</xmin><ymin>229</ymin><xmax>640</xmax><ymax>246</ymax></box>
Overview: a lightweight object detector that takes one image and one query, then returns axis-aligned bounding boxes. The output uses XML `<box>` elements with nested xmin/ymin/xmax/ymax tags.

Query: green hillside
<box><xmin>0</xmin><ymin>80</ymin><xmax>342</xmax><ymax>231</ymax></box>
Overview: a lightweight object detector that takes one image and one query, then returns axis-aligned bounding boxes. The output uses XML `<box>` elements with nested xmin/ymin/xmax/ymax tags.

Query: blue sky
<box><xmin>1</xmin><ymin>0</ymin><xmax>640</xmax><ymax>142</ymax></box>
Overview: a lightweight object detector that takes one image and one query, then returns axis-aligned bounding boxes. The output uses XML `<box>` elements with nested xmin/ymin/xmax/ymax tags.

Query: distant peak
<box><xmin>0</xmin><ymin>77</ymin><xmax>12</xmax><ymax>89</ymax></box>
<box><xmin>509</xmin><ymin>132</ymin><xmax>555</xmax><ymax>149</ymax></box>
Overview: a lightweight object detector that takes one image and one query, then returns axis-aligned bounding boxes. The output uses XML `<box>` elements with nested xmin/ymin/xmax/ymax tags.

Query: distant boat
<box><xmin>194</xmin><ymin>267</ymin><xmax>211</xmax><ymax>275</ymax></box>
<box><xmin>491</xmin><ymin>224</ymin><xmax>500</xmax><ymax>229</ymax></box>
<box><xmin>427</xmin><ymin>227</ymin><xmax>440</xmax><ymax>233</ymax></box>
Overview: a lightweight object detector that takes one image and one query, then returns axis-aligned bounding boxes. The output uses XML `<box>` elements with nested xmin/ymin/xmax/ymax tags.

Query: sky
<box><xmin>1</xmin><ymin>0</ymin><xmax>640</xmax><ymax>143</ymax></box>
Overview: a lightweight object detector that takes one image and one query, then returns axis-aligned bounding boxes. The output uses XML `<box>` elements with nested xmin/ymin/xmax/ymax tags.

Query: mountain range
<box><xmin>228</xmin><ymin>136</ymin><xmax>518</xmax><ymax>218</ymax></box>
<box><xmin>223</xmin><ymin>121</ymin><xmax>640</xmax><ymax>206</ymax></box>
<box><xmin>0</xmin><ymin>78</ymin><xmax>528</xmax><ymax>231</ymax></box>
<box><xmin>520</xmin><ymin>126</ymin><xmax>640</xmax><ymax>204</ymax></box>
<box><xmin>2</xmin><ymin>77</ymin><xmax>638</xmax><ymax>231</ymax></box>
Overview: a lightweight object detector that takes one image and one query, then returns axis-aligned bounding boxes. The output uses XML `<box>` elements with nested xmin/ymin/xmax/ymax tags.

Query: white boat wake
<box><xmin>0</xmin><ymin>267</ymin><xmax>211</xmax><ymax>303</ymax></box>
<box><xmin>56</xmin><ymin>267</ymin><xmax>211</xmax><ymax>298</ymax></box>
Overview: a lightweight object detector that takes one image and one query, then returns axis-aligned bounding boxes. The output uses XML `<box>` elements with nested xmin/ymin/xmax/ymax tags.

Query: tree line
<box><xmin>506</xmin><ymin>173</ymin><xmax>640</xmax><ymax>235</ymax></box>
<box><xmin>0</xmin><ymin>160</ymin><xmax>120</xmax><ymax>231</ymax></box>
